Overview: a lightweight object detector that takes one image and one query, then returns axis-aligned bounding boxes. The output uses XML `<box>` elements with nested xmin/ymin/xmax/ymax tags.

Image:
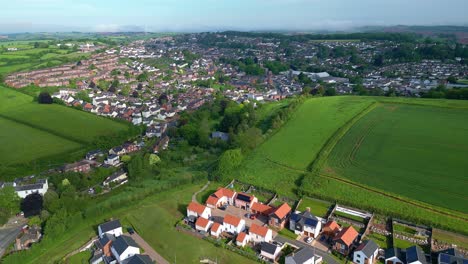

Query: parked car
<box><xmin>128</xmin><ymin>227</ymin><xmax>135</xmax><ymax>234</ymax></box>
<box><xmin>305</xmin><ymin>237</ymin><xmax>313</xmax><ymax>244</ymax></box>
<box><xmin>249</xmin><ymin>214</ymin><xmax>257</xmax><ymax>220</ymax></box>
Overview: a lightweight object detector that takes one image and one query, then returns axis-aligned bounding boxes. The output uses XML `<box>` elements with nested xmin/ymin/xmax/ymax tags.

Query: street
<box><xmin>0</xmin><ymin>216</ymin><xmax>28</xmax><ymax>257</ymax></box>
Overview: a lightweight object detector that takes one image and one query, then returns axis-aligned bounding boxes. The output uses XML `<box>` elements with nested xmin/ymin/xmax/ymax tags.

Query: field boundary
<box><xmin>307</xmin><ymin>101</ymin><xmax>378</xmax><ymax>173</ymax></box>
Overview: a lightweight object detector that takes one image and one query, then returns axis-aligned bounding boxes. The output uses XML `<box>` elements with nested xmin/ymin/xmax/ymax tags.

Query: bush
<box><xmin>38</xmin><ymin>92</ymin><xmax>53</xmax><ymax>104</ymax></box>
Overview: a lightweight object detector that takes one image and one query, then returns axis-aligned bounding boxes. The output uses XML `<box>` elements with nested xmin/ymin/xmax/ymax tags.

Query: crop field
<box><xmin>0</xmin><ymin>86</ymin><xmax>130</xmax><ymax>178</ymax></box>
<box><xmin>324</xmin><ymin>103</ymin><xmax>468</xmax><ymax>213</ymax></box>
<box><xmin>0</xmin><ymin>41</ymin><xmax>90</xmax><ymax>75</ymax></box>
<box><xmin>236</xmin><ymin>96</ymin><xmax>375</xmax><ymax>195</ymax></box>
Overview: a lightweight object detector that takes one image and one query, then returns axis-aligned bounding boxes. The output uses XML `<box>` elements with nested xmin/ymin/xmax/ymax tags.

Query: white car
<box><xmin>305</xmin><ymin>237</ymin><xmax>314</xmax><ymax>244</ymax></box>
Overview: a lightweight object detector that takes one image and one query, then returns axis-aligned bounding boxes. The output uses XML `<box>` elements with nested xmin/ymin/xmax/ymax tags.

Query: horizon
<box><xmin>2</xmin><ymin>0</ymin><xmax>468</xmax><ymax>33</ymax></box>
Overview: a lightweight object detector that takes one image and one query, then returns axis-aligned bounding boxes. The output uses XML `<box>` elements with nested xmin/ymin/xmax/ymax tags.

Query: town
<box><xmin>0</xmin><ymin>29</ymin><xmax>468</xmax><ymax>264</ymax></box>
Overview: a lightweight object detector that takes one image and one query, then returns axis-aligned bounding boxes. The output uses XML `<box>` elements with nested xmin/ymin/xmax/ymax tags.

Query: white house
<box><xmin>103</xmin><ymin>171</ymin><xmax>128</xmax><ymax>186</ymax></box>
<box><xmin>236</xmin><ymin>232</ymin><xmax>250</xmax><ymax>247</ymax></box>
<box><xmin>14</xmin><ymin>179</ymin><xmax>48</xmax><ymax>198</ymax></box>
<box><xmin>223</xmin><ymin>214</ymin><xmax>245</xmax><ymax>234</ymax></box>
<box><xmin>289</xmin><ymin>210</ymin><xmax>322</xmax><ymax>238</ymax></box>
<box><xmin>195</xmin><ymin>217</ymin><xmax>213</xmax><ymax>233</ymax></box>
<box><xmin>205</xmin><ymin>188</ymin><xmax>237</xmax><ymax>208</ymax></box>
<box><xmin>286</xmin><ymin>247</ymin><xmax>322</xmax><ymax>264</ymax></box>
<box><xmin>353</xmin><ymin>240</ymin><xmax>379</xmax><ymax>264</ymax></box>
<box><xmin>249</xmin><ymin>223</ymin><xmax>273</xmax><ymax>244</ymax></box>
<box><xmin>406</xmin><ymin>246</ymin><xmax>427</xmax><ymax>264</ymax></box>
<box><xmin>261</xmin><ymin>242</ymin><xmax>282</xmax><ymax>262</ymax></box>
<box><xmin>210</xmin><ymin>222</ymin><xmax>222</xmax><ymax>238</ymax></box>
<box><xmin>385</xmin><ymin>248</ymin><xmax>405</xmax><ymax>264</ymax></box>
<box><xmin>104</xmin><ymin>154</ymin><xmax>120</xmax><ymax>166</ymax></box>
<box><xmin>111</xmin><ymin>235</ymin><xmax>140</xmax><ymax>263</ymax></box>
<box><xmin>98</xmin><ymin>219</ymin><xmax>123</xmax><ymax>239</ymax></box>
<box><xmin>187</xmin><ymin>202</ymin><xmax>211</xmax><ymax>219</ymax></box>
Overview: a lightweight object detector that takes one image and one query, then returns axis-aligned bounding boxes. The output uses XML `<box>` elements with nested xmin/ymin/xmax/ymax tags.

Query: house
<box><xmin>438</xmin><ymin>249</ymin><xmax>468</xmax><ymax>264</ymax></box>
<box><xmin>105</xmin><ymin>154</ymin><xmax>120</xmax><ymax>166</ymax></box>
<box><xmin>223</xmin><ymin>214</ymin><xmax>245</xmax><ymax>234</ymax></box>
<box><xmin>236</xmin><ymin>232</ymin><xmax>250</xmax><ymax>247</ymax></box>
<box><xmin>63</xmin><ymin>160</ymin><xmax>91</xmax><ymax>173</ymax></box>
<box><xmin>121</xmin><ymin>254</ymin><xmax>153</xmax><ymax>264</ymax></box>
<box><xmin>122</xmin><ymin>142</ymin><xmax>139</xmax><ymax>154</ymax></box>
<box><xmin>333</xmin><ymin>226</ymin><xmax>359</xmax><ymax>255</ymax></box>
<box><xmin>269</xmin><ymin>202</ymin><xmax>292</xmax><ymax>230</ymax></box>
<box><xmin>406</xmin><ymin>246</ymin><xmax>427</xmax><ymax>264</ymax></box>
<box><xmin>98</xmin><ymin>219</ymin><xmax>123</xmax><ymax>238</ymax></box>
<box><xmin>14</xmin><ymin>179</ymin><xmax>48</xmax><ymax>198</ymax></box>
<box><xmin>205</xmin><ymin>188</ymin><xmax>237</xmax><ymax>208</ymax></box>
<box><xmin>251</xmin><ymin>202</ymin><xmax>273</xmax><ymax>216</ymax></box>
<box><xmin>86</xmin><ymin>149</ymin><xmax>103</xmax><ymax>160</ymax></box>
<box><xmin>286</xmin><ymin>247</ymin><xmax>323</xmax><ymax>264</ymax></box>
<box><xmin>187</xmin><ymin>202</ymin><xmax>211</xmax><ymax>219</ymax></box>
<box><xmin>211</xmin><ymin>131</ymin><xmax>229</xmax><ymax>141</ymax></box>
<box><xmin>103</xmin><ymin>170</ymin><xmax>128</xmax><ymax>186</ymax></box>
<box><xmin>210</xmin><ymin>222</ymin><xmax>222</xmax><ymax>238</ymax></box>
<box><xmin>249</xmin><ymin>223</ymin><xmax>273</xmax><ymax>244</ymax></box>
<box><xmin>96</xmin><ymin>233</ymin><xmax>116</xmax><ymax>257</ymax></box>
<box><xmin>110</xmin><ymin>146</ymin><xmax>126</xmax><ymax>156</ymax></box>
<box><xmin>111</xmin><ymin>235</ymin><xmax>140</xmax><ymax>263</ymax></box>
<box><xmin>260</xmin><ymin>242</ymin><xmax>282</xmax><ymax>261</ymax></box>
<box><xmin>323</xmin><ymin>221</ymin><xmax>341</xmax><ymax>237</ymax></box>
<box><xmin>195</xmin><ymin>217</ymin><xmax>213</xmax><ymax>233</ymax></box>
<box><xmin>234</xmin><ymin>192</ymin><xmax>258</xmax><ymax>210</ymax></box>
<box><xmin>385</xmin><ymin>248</ymin><xmax>406</xmax><ymax>264</ymax></box>
<box><xmin>290</xmin><ymin>209</ymin><xmax>322</xmax><ymax>238</ymax></box>
<box><xmin>15</xmin><ymin>225</ymin><xmax>41</xmax><ymax>250</ymax></box>
<box><xmin>353</xmin><ymin>240</ymin><xmax>379</xmax><ymax>264</ymax></box>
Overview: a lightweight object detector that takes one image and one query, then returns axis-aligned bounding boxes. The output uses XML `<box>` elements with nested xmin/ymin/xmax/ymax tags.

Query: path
<box><xmin>275</xmin><ymin>235</ymin><xmax>339</xmax><ymax>264</ymax></box>
<box><xmin>192</xmin><ymin>181</ymin><xmax>211</xmax><ymax>202</ymax></box>
<box><xmin>129</xmin><ymin>232</ymin><xmax>169</xmax><ymax>264</ymax></box>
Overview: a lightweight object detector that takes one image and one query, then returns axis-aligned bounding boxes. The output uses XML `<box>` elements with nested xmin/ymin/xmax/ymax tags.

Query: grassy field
<box><xmin>0</xmin><ymin>41</ymin><xmax>90</xmax><ymax>75</ymax></box>
<box><xmin>122</xmin><ymin>184</ymin><xmax>256</xmax><ymax>264</ymax></box>
<box><xmin>66</xmin><ymin>250</ymin><xmax>91</xmax><ymax>264</ymax></box>
<box><xmin>236</xmin><ymin>96</ymin><xmax>375</xmax><ymax>195</ymax></box>
<box><xmin>432</xmin><ymin>229</ymin><xmax>468</xmax><ymax>249</ymax></box>
<box><xmin>0</xmin><ymin>86</ymin><xmax>130</xmax><ymax>178</ymax></box>
<box><xmin>325</xmin><ymin>103</ymin><xmax>468</xmax><ymax>213</ymax></box>
<box><xmin>297</xmin><ymin>197</ymin><xmax>332</xmax><ymax>218</ymax></box>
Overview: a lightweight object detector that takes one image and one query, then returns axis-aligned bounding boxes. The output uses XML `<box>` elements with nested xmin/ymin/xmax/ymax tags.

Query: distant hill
<box><xmin>360</xmin><ymin>25</ymin><xmax>468</xmax><ymax>43</ymax></box>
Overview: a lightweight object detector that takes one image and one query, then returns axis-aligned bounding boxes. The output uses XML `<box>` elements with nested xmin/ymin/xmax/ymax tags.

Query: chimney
<box><xmin>306</xmin><ymin>207</ymin><xmax>311</xmax><ymax>212</ymax></box>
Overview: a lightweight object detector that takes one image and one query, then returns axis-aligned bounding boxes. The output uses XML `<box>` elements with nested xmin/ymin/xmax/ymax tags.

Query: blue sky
<box><xmin>1</xmin><ymin>0</ymin><xmax>468</xmax><ymax>33</ymax></box>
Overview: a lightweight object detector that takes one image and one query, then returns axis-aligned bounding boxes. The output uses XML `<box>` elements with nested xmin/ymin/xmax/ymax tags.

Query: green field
<box><xmin>236</xmin><ymin>96</ymin><xmax>374</xmax><ymax>195</ymax></box>
<box><xmin>325</xmin><ymin>103</ymin><xmax>468</xmax><ymax>213</ymax></box>
<box><xmin>0</xmin><ymin>86</ymin><xmax>130</xmax><ymax>178</ymax></box>
<box><xmin>123</xmin><ymin>185</ymin><xmax>256</xmax><ymax>264</ymax></box>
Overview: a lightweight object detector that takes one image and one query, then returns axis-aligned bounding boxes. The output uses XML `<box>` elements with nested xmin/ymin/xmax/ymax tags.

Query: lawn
<box><xmin>0</xmin><ymin>86</ymin><xmax>130</xmax><ymax>178</ymax></box>
<box><xmin>236</xmin><ymin>96</ymin><xmax>375</xmax><ymax>195</ymax></box>
<box><xmin>297</xmin><ymin>197</ymin><xmax>332</xmax><ymax>218</ymax></box>
<box><xmin>66</xmin><ymin>250</ymin><xmax>91</xmax><ymax>264</ymax></box>
<box><xmin>432</xmin><ymin>229</ymin><xmax>468</xmax><ymax>249</ymax></box>
<box><xmin>325</xmin><ymin>103</ymin><xmax>468</xmax><ymax>213</ymax></box>
<box><xmin>122</xmin><ymin>184</ymin><xmax>256</xmax><ymax>264</ymax></box>
<box><xmin>0</xmin><ymin>117</ymin><xmax>82</xmax><ymax>164</ymax></box>
<box><xmin>334</xmin><ymin>211</ymin><xmax>366</xmax><ymax>223</ymax></box>
<box><xmin>366</xmin><ymin>232</ymin><xmax>390</xmax><ymax>249</ymax></box>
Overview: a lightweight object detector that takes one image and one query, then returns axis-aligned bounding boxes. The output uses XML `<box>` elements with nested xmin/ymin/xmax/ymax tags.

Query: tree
<box><xmin>373</xmin><ymin>54</ymin><xmax>384</xmax><ymax>66</ymax></box>
<box><xmin>121</xmin><ymin>85</ymin><xmax>131</xmax><ymax>96</ymax></box>
<box><xmin>137</xmin><ymin>72</ymin><xmax>148</xmax><ymax>82</ymax></box>
<box><xmin>20</xmin><ymin>193</ymin><xmax>43</xmax><ymax>217</ymax></box>
<box><xmin>76</xmin><ymin>91</ymin><xmax>91</xmax><ymax>103</ymax></box>
<box><xmin>149</xmin><ymin>154</ymin><xmax>161</xmax><ymax>165</ymax></box>
<box><xmin>121</xmin><ymin>155</ymin><xmax>131</xmax><ymax>162</ymax></box>
<box><xmin>216</xmin><ymin>149</ymin><xmax>244</xmax><ymax>181</ymax></box>
<box><xmin>38</xmin><ymin>92</ymin><xmax>53</xmax><ymax>104</ymax></box>
<box><xmin>132</xmin><ymin>91</ymin><xmax>139</xmax><ymax>98</ymax></box>
<box><xmin>0</xmin><ymin>186</ymin><xmax>20</xmax><ymax>215</ymax></box>
<box><xmin>0</xmin><ymin>74</ymin><xmax>4</xmax><ymax>83</ymax></box>
<box><xmin>447</xmin><ymin>76</ymin><xmax>458</xmax><ymax>84</ymax></box>
<box><xmin>324</xmin><ymin>87</ymin><xmax>336</xmax><ymax>96</ymax></box>
<box><xmin>28</xmin><ymin>215</ymin><xmax>42</xmax><ymax>227</ymax></box>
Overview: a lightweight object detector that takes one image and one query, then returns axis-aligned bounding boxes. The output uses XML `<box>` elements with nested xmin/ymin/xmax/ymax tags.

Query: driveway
<box><xmin>275</xmin><ymin>235</ymin><xmax>339</xmax><ymax>264</ymax></box>
<box><xmin>128</xmin><ymin>232</ymin><xmax>169</xmax><ymax>264</ymax></box>
<box><xmin>0</xmin><ymin>216</ymin><xmax>27</xmax><ymax>257</ymax></box>
<box><xmin>211</xmin><ymin>205</ymin><xmax>270</xmax><ymax>228</ymax></box>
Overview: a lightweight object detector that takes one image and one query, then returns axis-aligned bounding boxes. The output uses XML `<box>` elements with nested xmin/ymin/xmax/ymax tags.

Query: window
<box><xmin>357</xmin><ymin>254</ymin><xmax>361</xmax><ymax>258</ymax></box>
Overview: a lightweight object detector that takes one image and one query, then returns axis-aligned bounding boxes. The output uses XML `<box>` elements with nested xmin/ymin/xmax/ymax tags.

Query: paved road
<box><xmin>275</xmin><ymin>235</ymin><xmax>339</xmax><ymax>264</ymax></box>
<box><xmin>0</xmin><ymin>216</ymin><xmax>27</xmax><ymax>257</ymax></box>
<box><xmin>129</xmin><ymin>232</ymin><xmax>169</xmax><ymax>264</ymax></box>
<box><xmin>192</xmin><ymin>181</ymin><xmax>211</xmax><ymax>202</ymax></box>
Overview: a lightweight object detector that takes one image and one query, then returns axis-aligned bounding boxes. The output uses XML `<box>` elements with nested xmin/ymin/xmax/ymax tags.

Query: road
<box><xmin>275</xmin><ymin>235</ymin><xmax>339</xmax><ymax>264</ymax></box>
<box><xmin>0</xmin><ymin>216</ymin><xmax>28</xmax><ymax>257</ymax></box>
<box><xmin>129</xmin><ymin>232</ymin><xmax>169</xmax><ymax>264</ymax></box>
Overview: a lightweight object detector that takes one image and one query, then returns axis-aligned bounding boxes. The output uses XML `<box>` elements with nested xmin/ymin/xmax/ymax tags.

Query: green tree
<box><xmin>0</xmin><ymin>186</ymin><xmax>20</xmax><ymax>215</ymax></box>
<box><xmin>216</xmin><ymin>148</ymin><xmax>244</xmax><ymax>181</ymax></box>
<box><xmin>28</xmin><ymin>215</ymin><xmax>42</xmax><ymax>227</ymax></box>
<box><xmin>149</xmin><ymin>154</ymin><xmax>161</xmax><ymax>165</ymax></box>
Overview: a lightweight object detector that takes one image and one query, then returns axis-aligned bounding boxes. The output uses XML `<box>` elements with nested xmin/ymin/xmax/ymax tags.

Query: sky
<box><xmin>1</xmin><ymin>0</ymin><xmax>468</xmax><ymax>33</ymax></box>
